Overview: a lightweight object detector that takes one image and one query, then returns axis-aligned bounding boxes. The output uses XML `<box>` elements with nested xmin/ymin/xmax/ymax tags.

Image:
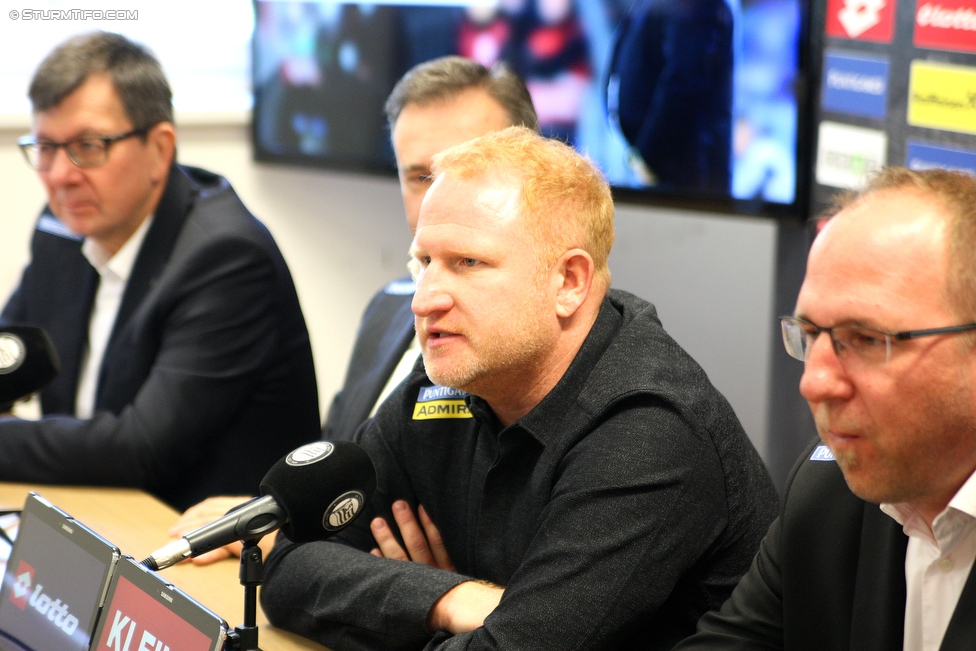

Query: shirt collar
<box><xmin>81</xmin><ymin>215</ymin><xmax>154</xmax><ymax>281</ymax></box>
<box><xmin>881</xmin><ymin>466</ymin><xmax>976</xmax><ymax>541</ymax></box>
<box><xmin>948</xmin><ymin>466</ymin><xmax>976</xmax><ymax>520</ymax></box>
<box><xmin>496</xmin><ymin>294</ymin><xmax>621</xmax><ymax>446</ymax></box>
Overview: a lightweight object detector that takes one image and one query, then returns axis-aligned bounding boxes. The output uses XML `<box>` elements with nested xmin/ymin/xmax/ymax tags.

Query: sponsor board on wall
<box><xmin>822</xmin><ymin>51</ymin><xmax>891</xmax><ymax>118</ymax></box>
<box><xmin>816</xmin><ymin>121</ymin><xmax>889</xmax><ymax>188</ymax></box>
<box><xmin>811</xmin><ymin>0</ymin><xmax>976</xmax><ymax>216</ymax></box>
<box><xmin>826</xmin><ymin>0</ymin><xmax>897</xmax><ymax>41</ymax></box>
<box><xmin>906</xmin><ymin>140</ymin><xmax>976</xmax><ymax>173</ymax></box>
<box><xmin>914</xmin><ymin>0</ymin><xmax>976</xmax><ymax>54</ymax></box>
<box><xmin>908</xmin><ymin>60</ymin><xmax>976</xmax><ymax>134</ymax></box>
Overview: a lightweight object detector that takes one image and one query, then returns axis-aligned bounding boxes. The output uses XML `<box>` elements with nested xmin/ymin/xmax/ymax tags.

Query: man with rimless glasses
<box><xmin>0</xmin><ymin>32</ymin><xmax>320</xmax><ymax>510</ymax></box>
<box><xmin>673</xmin><ymin>167</ymin><xmax>976</xmax><ymax>651</ymax></box>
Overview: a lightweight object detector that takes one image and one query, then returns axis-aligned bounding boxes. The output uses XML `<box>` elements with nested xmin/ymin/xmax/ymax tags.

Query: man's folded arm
<box><xmin>263</xmin><ymin>402</ymin><xmax>741</xmax><ymax>651</ymax></box>
<box><xmin>413</xmin><ymin>406</ymin><xmax>735</xmax><ymax>651</ymax></box>
<box><xmin>262</xmin><ymin>532</ymin><xmax>470</xmax><ymax>651</ymax></box>
<box><xmin>262</xmin><ymin>411</ymin><xmax>473</xmax><ymax>651</ymax></box>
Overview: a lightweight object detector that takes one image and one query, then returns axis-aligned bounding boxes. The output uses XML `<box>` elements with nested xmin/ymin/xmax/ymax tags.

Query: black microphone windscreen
<box><xmin>259</xmin><ymin>441</ymin><xmax>376</xmax><ymax>543</ymax></box>
<box><xmin>0</xmin><ymin>326</ymin><xmax>60</xmax><ymax>406</ymax></box>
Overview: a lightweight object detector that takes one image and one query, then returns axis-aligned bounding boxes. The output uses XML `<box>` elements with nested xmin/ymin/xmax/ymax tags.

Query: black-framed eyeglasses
<box><xmin>17</xmin><ymin>127</ymin><xmax>150</xmax><ymax>171</ymax></box>
<box><xmin>780</xmin><ymin>316</ymin><xmax>976</xmax><ymax>367</ymax></box>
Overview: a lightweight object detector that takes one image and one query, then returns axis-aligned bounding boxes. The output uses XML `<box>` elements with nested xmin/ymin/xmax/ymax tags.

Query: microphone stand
<box><xmin>230</xmin><ymin>539</ymin><xmax>264</xmax><ymax>651</ymax></box>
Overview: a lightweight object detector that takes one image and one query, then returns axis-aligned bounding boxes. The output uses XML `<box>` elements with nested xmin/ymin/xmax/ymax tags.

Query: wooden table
<box><xmin>0</xmin><ymin>483</ymin><xmax>328</xmax><ymax>651</ymax></box>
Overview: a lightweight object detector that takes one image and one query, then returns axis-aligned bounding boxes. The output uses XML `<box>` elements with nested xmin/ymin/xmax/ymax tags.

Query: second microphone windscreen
<box><xmin>259</xmin><ymin>440</ymin><xmax>376</xmax><ymax>543</ymax></box>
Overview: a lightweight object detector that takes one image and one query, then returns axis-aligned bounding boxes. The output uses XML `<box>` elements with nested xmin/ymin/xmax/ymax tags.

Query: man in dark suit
<box><xmin>171</xmin><ymin>55</ymin><xmax>540</xmax><ymax>556</ymax></box>
<box><xmin>673</xmin><ymin>167</ymin><xmax>976</xmax><ymax>651</ymax></box>
<box><xmin>0</xmin><ymin>32</ymin><xmax>320</xmax><ymax>510</ymax></box>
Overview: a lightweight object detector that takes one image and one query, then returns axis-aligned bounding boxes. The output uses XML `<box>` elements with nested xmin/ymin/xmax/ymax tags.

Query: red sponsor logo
<box><xmin>97</xmin><ymin>577</ymin><xmax>213</xmax><ymax>651</ymax></box>
<box><xmin>915</xmin><ymin>0</ymin><xmax>976</xmax><ymax>53</ymax></box>
<box><xmin>826</xmin><ymin>0</ymin><xmax>897</xmax><ymax>41</ymax></box>
<box><xmin>8</xmin><ymin>561</ymin><xmax>33</xmax><ymax>610</ymax></box>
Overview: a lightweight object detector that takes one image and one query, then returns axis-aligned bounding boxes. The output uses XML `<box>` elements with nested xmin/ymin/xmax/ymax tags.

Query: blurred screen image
<box><xmin>252</xmin><ymin>0</ymin><xmax>802</xmax><ymax>210</ymax></box>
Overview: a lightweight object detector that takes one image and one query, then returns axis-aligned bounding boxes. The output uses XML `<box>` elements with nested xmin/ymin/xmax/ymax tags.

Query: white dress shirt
<box><xmin>881</xmin><ymin>467</ymin><xmax>976</xmax><ymax>651</ymax></box>
<box><xmin>75</xmin><ymin>216</ymin><xmax>154</xmax><ymax>418</ymax></box>
<box><xmin>368</xmin><ymin>264</ymin><xmax>422</xmax><ymax>417</ymax></box>
<box><xmin>369</xmin><ymin>335</ymin><xmax>421</xmax><ymax>418</ymax></box>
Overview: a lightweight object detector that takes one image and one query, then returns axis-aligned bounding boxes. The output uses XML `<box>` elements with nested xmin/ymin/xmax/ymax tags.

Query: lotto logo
<box><xmin>915</xmin><ymin>0</ymin><xmax>976</xmax><ymax>53</ymax></box>
<box><xmin>826</xmin><ymin>0</ymin><xmax>897</xmax><ymax>41</ymax></box>
<box><xmin>9</xmin><ymin>561</ymin><xmax>33</xmax><ymax>610</ymax></box>
<box><xmin>5</xmin><ymin>560</ymin><xmax>80</xmax><ymax>636</ymax></box>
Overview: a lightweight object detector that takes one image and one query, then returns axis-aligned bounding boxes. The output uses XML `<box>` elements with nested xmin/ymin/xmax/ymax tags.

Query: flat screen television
<box><xmin>252</xmin><ymin>0</ymin><xmax>810</xmax><ymax>218</ymax></box>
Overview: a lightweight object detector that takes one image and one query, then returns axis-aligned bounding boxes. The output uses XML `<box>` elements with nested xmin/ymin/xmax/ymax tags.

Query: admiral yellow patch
<box><xmin>413</xmin><ymin>385</ymin><xmax>472</xmax><ymax>420</ymax></box>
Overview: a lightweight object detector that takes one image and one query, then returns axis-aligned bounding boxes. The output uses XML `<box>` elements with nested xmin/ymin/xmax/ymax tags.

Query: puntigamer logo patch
<box><xmin>412</xmin><ymin>385</ymin><xmax>472</xmax><ymax>420</ymax></box>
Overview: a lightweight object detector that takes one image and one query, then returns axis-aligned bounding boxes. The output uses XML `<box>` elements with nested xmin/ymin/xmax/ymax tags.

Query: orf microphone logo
<box><xmin>286</xmin><ymin>442</ymin><xmax>334</xmax><ymax>466</ymax></box>
<box><xmin>9</xmin><ymin>560</ymin><xmax>33</xmax><ymax>610</ymax></box>
<box><xmin>324</xmin><ymin>491</ymin><xmax>365</xmax><ymax>531</ymax></box>
<box><xmin>0</xmin><ymin>334</ymin><xmax>25</xmax><ymax>375</ymax></box>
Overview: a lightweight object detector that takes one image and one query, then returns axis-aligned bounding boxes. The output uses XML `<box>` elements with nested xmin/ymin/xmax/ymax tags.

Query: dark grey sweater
<box><xmin>262</xmin><ymin>289</ymin><xmax>778</xmax><ymax>651</ymax></box>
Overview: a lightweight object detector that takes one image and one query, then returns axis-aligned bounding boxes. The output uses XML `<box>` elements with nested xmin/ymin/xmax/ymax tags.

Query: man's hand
<box><xmin>372</xmin><ymin>502</ymin><xmax>503</xmax><ymax>633</ymax></box>
<box><xmin>370</xmin><ymin>500</ymin><xmax>455</xmax><ymax>570</ymax></box>
<box><xmin>169</xmin><ymin>495</ymin><xmax>277</xmax><ymax>565</ymax></box>
<box><xmin>427</xmin><ymin>580</ymin><xmax>504</xmax><ymax>634</ymax></box>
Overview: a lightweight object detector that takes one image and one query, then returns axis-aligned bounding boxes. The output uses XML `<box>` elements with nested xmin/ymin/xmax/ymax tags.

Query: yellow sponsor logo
<box><xmin>412</xmin><ymin>399</ymin><xmax>472</xmax><ymax>420</ymax></box>
<box><xmin>908</xmin><ymin>60</ymin><xmax>976</xmax><ymax>135</ymax></box>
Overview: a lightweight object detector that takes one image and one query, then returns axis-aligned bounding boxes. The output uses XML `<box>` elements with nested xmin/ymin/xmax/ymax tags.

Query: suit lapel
<box><xmin>380</xmin><ymin>297</ymin><xmax>417</xmax><ymax>376</ymax></box>
<box><xmin>359</xmin><ymin>295</ymin><xmax>417</xmax><ymax>416</ymax></box>
<box><xmin>849</xmin><ymin>503</ymin><xmax>908</xmax><ymax>651</ymax></box>
<box><xmin>40</xmin><ymin>254</ymin><xmax>99</xmax><ymax>414</ymax></box>
<box><xmin>96</xmin><ymin>165</ymin><xmax>196</xmax><ymax>406</ymax></box>
<box><xmin>939</xmin><ymin>557</ymin><xmax>976</xmax><ymax>651</ymax></box>
<box><xmin>110</xmin><ymin>165</ymin><xmax>196</xmax><ymax>343</ymax></box>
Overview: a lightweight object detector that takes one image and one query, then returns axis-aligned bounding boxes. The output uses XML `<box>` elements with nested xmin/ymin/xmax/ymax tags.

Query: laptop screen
<box><xmin>0</xmin><ymin>493</ymin><xmax>119</xmax><ymax>651</ymax></box>
<box><xmin>91</xmin><ymin>557</ymin><xmax>227</xmax><ymax>651</ymax></box>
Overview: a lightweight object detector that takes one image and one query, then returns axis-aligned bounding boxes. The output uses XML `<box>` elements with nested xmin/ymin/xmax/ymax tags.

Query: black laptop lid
<box><xmin>0</xmin><ymin>493</ymin><xmax>119</xmax><ymax>651</ymax></box>
<box><xmin>91</xmin><ymin>556</ymin><xmax>227</xmax><ymax>651</ymax></box>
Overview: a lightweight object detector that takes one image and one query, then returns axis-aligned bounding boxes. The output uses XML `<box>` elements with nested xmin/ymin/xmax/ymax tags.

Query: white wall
<box><xmin>0</xmin><ymin>123</ymin><xmax>777</xmax><ymax>457</ymax></box>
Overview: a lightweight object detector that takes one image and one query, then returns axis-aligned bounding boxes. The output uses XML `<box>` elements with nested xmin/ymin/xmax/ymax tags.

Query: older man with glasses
<box><xmin>0</xmin><ymin>32</ymin><xmax>320</xmax><ymax>510</ymax></box>
<box><xmin>673</xmin><ymin>166</ymin><xmax>976</xmax><ymax>651</ymax></box>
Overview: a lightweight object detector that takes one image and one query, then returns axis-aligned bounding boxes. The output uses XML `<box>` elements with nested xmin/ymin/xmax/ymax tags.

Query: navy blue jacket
<box><xmin>322</xmin><ymin>276</ymin><xmax>415</xmax><ymax>442</ymax></box>
<box><xmin>0</xmin><ymin>165</ymin><xmax>320</xmax><ymax>510</ymax></box>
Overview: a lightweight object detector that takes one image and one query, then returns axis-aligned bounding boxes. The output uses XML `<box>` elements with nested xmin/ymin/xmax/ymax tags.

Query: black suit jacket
<box><xmin>0</xmin><ymin>165</ymin><xmax>320</xmax><ymax>510</ymax></box>
<box><xmin>321</xmin><ymin>276</ymin><xmax>415</xmax><ymax>442</ymax></box>
<box><xmin>673</xmin><ymin>439</ymin><xmax>976</xmax><ymax>651</ymax></box>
